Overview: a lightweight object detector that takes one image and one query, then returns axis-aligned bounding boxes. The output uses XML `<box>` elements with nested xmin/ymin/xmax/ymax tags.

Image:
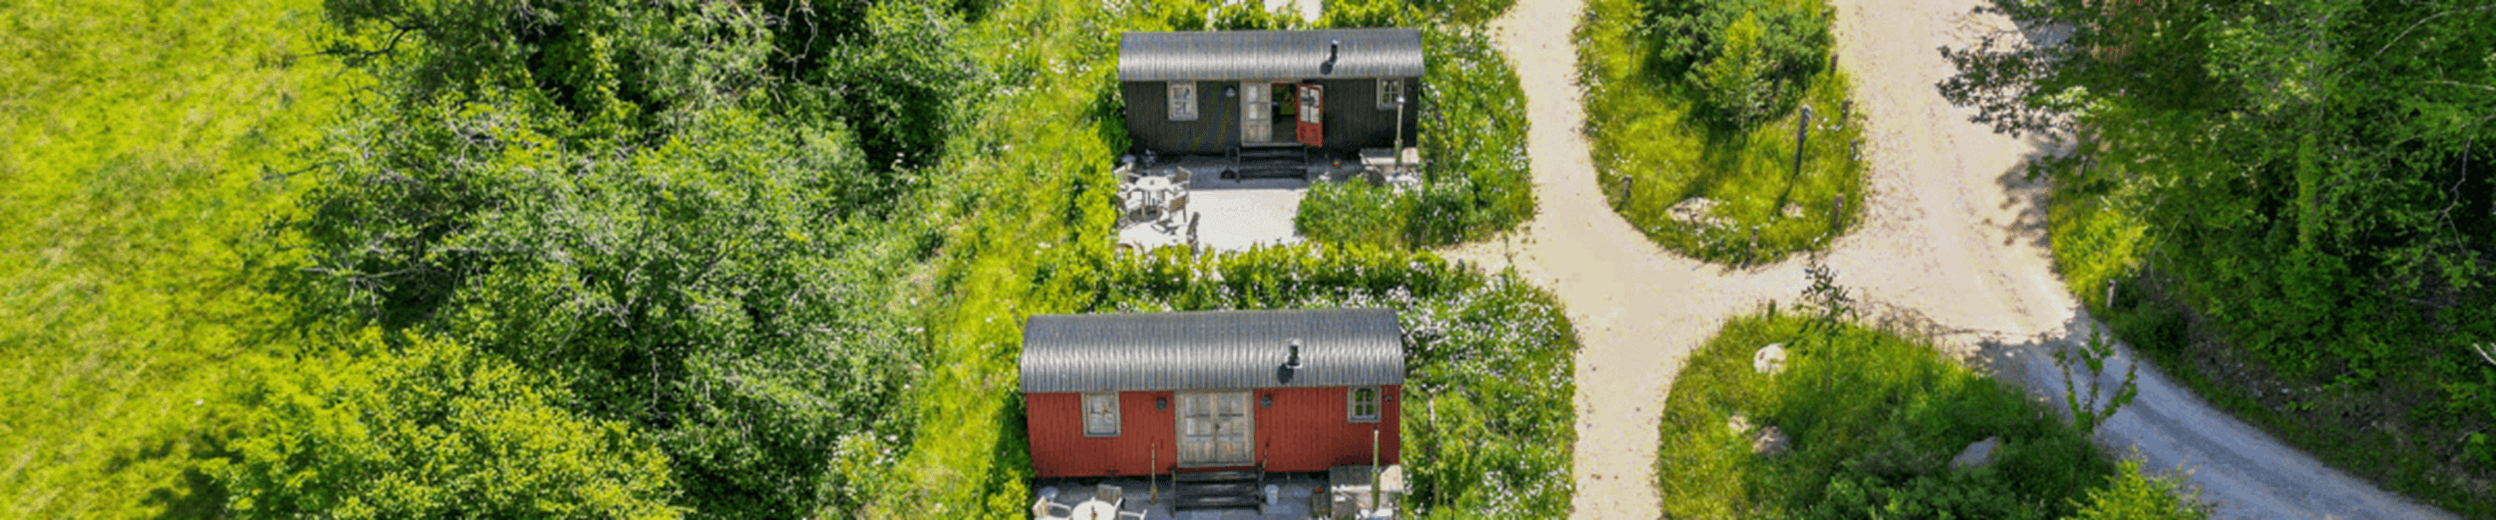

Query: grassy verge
<box><xmin>1658</xmin><ymin>311</ymin><xmax>2204</xmax><ymax>519</ymax></box>
<box><xmin>1577</xmin><ymin>0</ymin><xmax>1866</xmax><ymax>265</ymax></box>
<box><xmin>2055</xmin><ymin>191</ymin><xmax>2496</xmax><ymax>517</ymax></box>
<box><xmin>0</xmin><ymin>0</ymin><xmax>351</xmax><ymax>516</ymax></box>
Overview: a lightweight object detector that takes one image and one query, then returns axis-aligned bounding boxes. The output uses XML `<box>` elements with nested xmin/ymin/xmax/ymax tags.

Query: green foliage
<box><xmin>1657</xmin><ymin>311</ymin><xmax>2205</xmax><ymax>519</ymax></box>
<box><xmin>221</xmin><ymin>332</ymin><xmax>680</xmax><ymax>519</ymax></box>
<box><xmin>323</xmin><ymin>0</ymin><xmax>973</xmax><ymax>170</ymax></box>
<box><xmin>1405</xmin><ymin>0</ymin><xmax>1515</xmax><ymax>26</ymax></box>
<box><xmin>264</xmin><ymin>1</ymin><xmax>958</xmax><ymax>515</ymax></box>
<box><xmin>1946</xmin><ymin>0</ymin><xmax>2496</xmax><ymax>510</ymax></box>
<box><xmin>1089</xmin><ymin>244</ymin><xmax>1578</xmax><ymax>517</ymax></box>
<box><xmin>2067</xmin><ymin>460</ymin><xmax>2211</xmax><ymax>520</ymax></box>
<box><xmin>2054</xmin><ymin>332</ymin><xmax>2139</xmax><ymax>436</ymax></box>
<box><xmin>1298</xmin><ymin>181</ymin><xmax>1418</xmax><ymax>247</ymax></box>
<box><xmin>876</xmin><ymin>0</ymin><xmax>1132</xmax><ymax>514</ymax></box>
<box><xmin>283</xmin><ymin>100</ymin><xmax>926</xmax><ymax>516</ymax></box>
<box><xmin>0</xmin><ymin>0</ymin><xmax>352</xmax><ymax>516</ymax></box>
<box><xmin>1580</xmin><ymin>0</ymin><xmax>1864</xmax><ymax>264</ymax></box>
<box><xmin>1646</xmin><ymin>0</ymin><xmax>1832</xmax><ymax>131</ymax></box>
<box><xmin>1296</xmin><ymin>19</ymin><xmax>1534</xmax><ymax>249</ymax></box>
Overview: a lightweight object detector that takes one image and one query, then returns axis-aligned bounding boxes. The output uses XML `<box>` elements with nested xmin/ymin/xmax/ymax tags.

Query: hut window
<box><xmin>1377</xmin><ymin>78</ymin><xmax>1404</xmax><ymax>110</ymax></box>
<box><xmin>1167</xmin><ymin>82</ymin><xmax>1198</xmax><ymax>121</ymax></box>
<box><xmin>1348</xmin><ymin>387</ymin><xmax>1380</xmax><ymax>423</ymax></box>
<box><xmin>1083</xmin><ymin>393</ymin><xmax>1121</xmax><ymax>436</ymax></box>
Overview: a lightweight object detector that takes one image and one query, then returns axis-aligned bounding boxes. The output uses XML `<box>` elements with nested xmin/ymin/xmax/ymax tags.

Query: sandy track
<box><xmin>1454</xmin><ymin>0</ymin><xmax>2458</xmax><ymax>518</ymax></box>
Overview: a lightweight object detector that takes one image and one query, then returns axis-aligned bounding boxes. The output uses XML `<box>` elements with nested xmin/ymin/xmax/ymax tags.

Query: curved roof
<box><xmin>1118</xmin><ymin>29</ymin><xmax>1425</xmax><ymax>82</ymax></box>
<box><xmin>1019</xmin><ymin>308</ymin><xmax>1405</xmax><ymax>393</ymax></box>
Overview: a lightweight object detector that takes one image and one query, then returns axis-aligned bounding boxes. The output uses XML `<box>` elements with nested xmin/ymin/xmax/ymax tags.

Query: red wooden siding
<box><xmin>1026</xmin><ymin>391</ymin><xmax>1177</xmax><ymax>478</ymax></box>
<box><xmin>1028</xmin><ymin>386</ymin><xmax>1402</xmax><ymax>477</ymax></box>
<box><xmin>1253</xmin><ymin>385</ymin><xmax>1401</xmax><ymax>473</ymax></box>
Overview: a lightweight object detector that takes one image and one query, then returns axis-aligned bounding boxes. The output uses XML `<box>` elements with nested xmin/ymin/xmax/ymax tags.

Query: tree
<box><xmin>1645</xmin><ymin>0</ymin><xmax>1832</xmax><ymax>131</ymax></box>
<box><xmin>221</xmin><ymin>332</ymin><xmax>681</xmax><ymax>519</ymax></box>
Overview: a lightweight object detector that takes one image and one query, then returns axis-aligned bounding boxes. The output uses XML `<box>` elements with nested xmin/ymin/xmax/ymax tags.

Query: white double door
<box><xmin>1241</xmin><ymin>81</ymin><xmax>1271</xmax><ymax>144</ymax></box>
<box><xmin>1176</xmin><ymin>391</ymin><xmax>1255</xmax><ymax>467</ymax></box>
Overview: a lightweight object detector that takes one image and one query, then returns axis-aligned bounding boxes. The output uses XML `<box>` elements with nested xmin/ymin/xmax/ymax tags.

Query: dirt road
<box><xmin>1457</xmin><ymin>0</ymin><xmax>2458</xmax><ymax>518</ymax></box>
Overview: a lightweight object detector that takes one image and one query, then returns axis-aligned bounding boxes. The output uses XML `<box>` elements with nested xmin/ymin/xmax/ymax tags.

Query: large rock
<box><xmin>1754</xmin><ymin>343</ymin><xmax>1788</xmax><ymax>375</ymax></box>
<box><xmin>1950</xmin><ymin>436</ymin><xmax>2002</xmax><ymax>470</ymax></box>
<box><xmin>1728</xmin><ymin>414</ymin><xmax>1790</xmax><ymax>458</ymax></box>
<box><xmin>1750</xmin><ymin>425</ymin><xmax>1792</xmax><ymax>458</ymax></box>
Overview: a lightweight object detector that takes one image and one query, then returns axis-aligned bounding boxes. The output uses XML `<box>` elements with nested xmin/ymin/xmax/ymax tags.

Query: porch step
<box><xmin>1173</xmin><ymin>494</ymin><xmax>1263</xmax><ymax>511</ymax></box>
<box><xmin>1179</xmin><ymin>482</ymin><xmax>1259</xmax><ymax>496</ymax></box>
<box><xmin>1173</xmin><ymin>470</ymin><xmax>1262</xmax><ymax>511</ymax></box>
<box><xmin>1173</xmin><ymin>470</ymin><xmax>1258</xmax><ymax>483</ymax></box>
<box><xmin>1231</xmin><ymin>144</ymin><xmax>1309</xmax><ymax>179</ymax></box>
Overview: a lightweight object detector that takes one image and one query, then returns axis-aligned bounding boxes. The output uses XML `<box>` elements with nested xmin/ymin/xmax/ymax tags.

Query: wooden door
<box><xmin>1295</xmin><ymin>83</ymin><xmax>1323</xmax><ymax>147</ymax></box>
<box><xmin>1177</xmin><ymin>391</ymin><xmax>1255</xmax><ymax>467</ymax></box>
<box><xmin>1241</xmin><ymin>81</ymin><xmax>1270</xmax><ymax>143</ymax></box>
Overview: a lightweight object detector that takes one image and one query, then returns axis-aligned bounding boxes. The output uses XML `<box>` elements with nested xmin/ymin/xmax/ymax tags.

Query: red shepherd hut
<box><xmin>1020</xmin><ymin>308</ymin><xmax>1404</xmax><ymax>482</ymax></box>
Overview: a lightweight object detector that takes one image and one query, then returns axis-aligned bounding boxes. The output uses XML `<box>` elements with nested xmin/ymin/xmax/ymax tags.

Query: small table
<box><xmin>1069</xmin><ymin>500</ymin><xmax>1119</xmax><ymax>520</ymax></box>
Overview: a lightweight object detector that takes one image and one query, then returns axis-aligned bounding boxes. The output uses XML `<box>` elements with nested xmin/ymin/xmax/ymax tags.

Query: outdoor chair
<box><xmin>1031</xmin><ymin>487</ymin><xmax>1075</xmax><ymax>519</ymax></box>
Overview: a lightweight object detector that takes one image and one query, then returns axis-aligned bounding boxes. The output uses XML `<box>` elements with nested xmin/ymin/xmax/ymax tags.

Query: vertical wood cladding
<box><xmin>1123</xmin><ymin>78</ymin><xmax>1421</xmax><ymax>158</ymax></box>
<box><xmin>1123</xmin><ymin>81</ymin><xmax>1238</xmax><ymax>156</ymax></box>
<box><xmin>1028</xmin><ymin>386</ymin><xmax>1403</xmax><ymax>477</ymax></box>
<box><xmin>1252</xmin><ymin>385</ymin><xmax>1403</xmax><ymax>473</ymax></box>
<box><xmin>1026</xmin><ymin>391</ymin><xmax>1176</xmax><ymax>478</ymax></box>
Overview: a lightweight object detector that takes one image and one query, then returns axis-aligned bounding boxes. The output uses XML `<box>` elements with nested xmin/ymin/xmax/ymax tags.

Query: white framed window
<box><xmin>1348</xmin><ymin>387</ymin><xmax>1380</xmax><ymax>423</ymax></box>
<box><xmin>1084</xmin><ymin>393</ymin><xmax>1121</xmax><ymax>436</ymax></box>
<box><xmin>1376</xmin><ymin>78</ymin><xmax>1405</xmax><ymax>110</ymax></box>
<box><xmin>1168</xmin><ymin>81</ymin><xmax>1198</xmax><ymax>121</ymax></box>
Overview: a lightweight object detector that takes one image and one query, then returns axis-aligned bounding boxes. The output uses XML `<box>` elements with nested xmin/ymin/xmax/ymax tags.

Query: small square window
<box><xmin>1377</xmin><ymin>78</ymin><xmax>1405</xmax><ymax>110</ymax></box>
<box><xmin>1168</xmin><ymin>82</ymin><xmax>1198</xmax><ymax>122</ymax></box>
<box><xmin>1084</xmin><ymin>393</ymin><xmax>1121</xmax><ymax>436</ymax></box>
<box><xmin>1348</xmin><ymin>387</ymin><xmax>1380</xmax><ymax>423</ymax></box>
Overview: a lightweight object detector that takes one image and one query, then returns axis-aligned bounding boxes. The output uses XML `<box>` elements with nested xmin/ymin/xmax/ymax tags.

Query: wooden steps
<box><xmin>1172</xmin><ymin>470</ymin><xmax>1262</xmax><ymax>511</ymax></box>
<box><xmin>1231</xmin><ymin>144</ymin><xmax>1309</xmax><ymax>179</ymax></box>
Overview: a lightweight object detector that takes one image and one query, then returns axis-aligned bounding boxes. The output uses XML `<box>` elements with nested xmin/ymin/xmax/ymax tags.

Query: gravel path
<box><xmin>1450</xmin><ymin>0</ymin><xmax>2460</xmax><ymax>518</ymax></box>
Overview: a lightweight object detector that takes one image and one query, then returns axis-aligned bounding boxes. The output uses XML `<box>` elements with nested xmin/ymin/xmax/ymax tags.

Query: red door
<box><xmin>1295</xmin><ymin>83</ymin><xmax>1323</xmax><ymax>147</ymax></box>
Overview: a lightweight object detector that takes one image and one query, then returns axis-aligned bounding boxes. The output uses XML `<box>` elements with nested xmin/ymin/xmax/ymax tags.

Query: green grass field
<box><xmin>1657</xmin><ymin>311</ymin><xmax>2204</xmax><ymax>519</ymax></box>
<box><xmin>0</xmin><ymin>0</ymin><xmax>352</xmax><ymax>516</ymax></box>
<box><xmin>1577</xmin><ymin>0</ymin><xmax>1866</xmax><ymax>265</ymax></box>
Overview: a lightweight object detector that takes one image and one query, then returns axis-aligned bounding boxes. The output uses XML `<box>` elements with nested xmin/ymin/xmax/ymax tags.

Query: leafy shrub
<box><xmin>221</xmin><ymin>332</ymin><xmax>682</xmax><ymax>519</ymax></box>
<box><xmin>1297</xmin><ymin>181</ymin><xmax>1416</xmax><ymax>247</ymax></box>
<box><xmin>273</xmin><ymin>1</ymin><xmax>955</xmax><ymax>514</ymax></box>
<box><xmin>2067</xmin><ymin>460</ymin><xmax>2211</xmax><ymax>520</ymax></box>
<box><xmin>1406</xmin><ymin>0</ymin><xmax>1516</xmax><ymax>26</ymax></box>
<box><xmin>282</xmin><ymin>99</ymin><xmax>925</xmax><ymax>517</ymax></box>
<box><xmin>1647</xmin><ymin>0</ymin><xmax>1831</xmax><ymax>131</ymax></box>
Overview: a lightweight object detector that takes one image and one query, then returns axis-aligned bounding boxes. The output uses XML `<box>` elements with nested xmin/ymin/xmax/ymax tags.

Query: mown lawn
<box><xmin>0</xmin><ymin>0</ymin><xmax>353</xmax><ymax>516</ymax></box>
<box><xmin>1658</xmin><ymin>311</ymin><xmax>2204</xmax><ymax>519</ymax></box>
<box><xmin>1577</xmin><ymin>0</ymin><xmax>1866</xmax><ymax>265</ymax></box>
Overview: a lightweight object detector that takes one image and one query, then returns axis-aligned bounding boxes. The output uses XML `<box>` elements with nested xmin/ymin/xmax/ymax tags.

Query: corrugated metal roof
<box><xmin>1118</xmin><ymin>29</ymin><xmax>1424</xmax><ymax>82</ymax></box>
<box><xmin>1020</xmin><ymin>308</ymin><xmax>1405</xmax><ymax>393</ymax></box>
